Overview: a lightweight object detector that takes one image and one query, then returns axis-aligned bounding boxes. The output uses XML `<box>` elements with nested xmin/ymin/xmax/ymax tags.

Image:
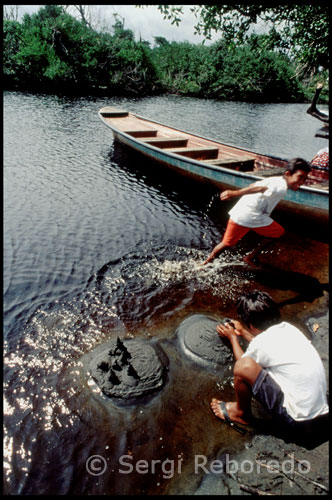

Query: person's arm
<box><xmin>220</xmin><ymin>183</ymin><xmax>267</xmax><ymax>201</ymax></box>
<box><xmin>306</xmin><ymin>83</ymin><xmax>329</xmax><ymax>123</ymax></box>
<box><xmin>201</xmin><ymin>182</ymin><xmax>268</xmax><ymax>265</ymax></box>
<box><xmin>216</xmin><ymin>320</ymin><xmax>254</xmax><ymax>361</ymax></box>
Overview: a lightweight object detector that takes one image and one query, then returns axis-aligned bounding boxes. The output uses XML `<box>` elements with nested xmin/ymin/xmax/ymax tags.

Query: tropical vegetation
<box><xmin>3</xmin><ymin>5</ymin><xmax>329</xmax><ymax>103</ymax></box>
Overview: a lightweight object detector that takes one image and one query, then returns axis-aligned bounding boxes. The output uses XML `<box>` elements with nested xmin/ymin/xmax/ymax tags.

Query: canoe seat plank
<box><xmin>100</xmin><ymin>107</ymin><xmax>129</xmax><ymax>117</ymax></box>
<box><xmin>124</xmin><ymin>129</ymin><xmax>159</xmax><ymax>138</ymax></box>
<box><xmin>166</xmin><ymin>146</ymin><xmax>219</xmax><ymax>160</ymax></box>
<box><xmin>252</xmin><ymin>167</ymin><xmax>285</xmax><ymax>177</ymax></box>
<box><xmin>202</xmin><ymin>156</ymin><xmax>255</xmax><ymax>171</ymax></box>
<box><xmin>141</xmin><ymin>137</ymin><xmax>188</xmax><ymax>148</ymax></box>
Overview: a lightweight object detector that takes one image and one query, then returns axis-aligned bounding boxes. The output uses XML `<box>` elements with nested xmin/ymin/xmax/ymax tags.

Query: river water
<box><xmin>4</xmin><ymin>91</ymin><xmax>329</xmax><ymax>495</ymax></box>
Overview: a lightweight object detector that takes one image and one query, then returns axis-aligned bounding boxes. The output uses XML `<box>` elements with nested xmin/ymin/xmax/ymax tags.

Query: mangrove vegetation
<box><xmin>3</xmin><ymin>5</ymin><xmax>329</xmax><ymax>103</ymax></box>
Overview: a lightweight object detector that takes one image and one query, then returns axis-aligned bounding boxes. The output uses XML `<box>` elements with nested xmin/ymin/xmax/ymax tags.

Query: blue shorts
<box><xmin>252</xmin><ymin>369</ymin><xmax>297</xmax><ymax>428</ymax></box>
<box><xmin>252</xmin><ymin>369</ymin><xmax>329</xmax><ymax>442</ymax></box>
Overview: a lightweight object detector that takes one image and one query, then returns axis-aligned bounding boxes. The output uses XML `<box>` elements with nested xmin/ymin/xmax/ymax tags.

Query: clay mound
<box><xmin>89</xmin><ymin>337</ymin><xmax>168</xmax><ymax>400</ymax></box>
<box><xmin>177</xmin><ymin>314</ymin><xmax>236</xmax><ymax>373</ymax></box>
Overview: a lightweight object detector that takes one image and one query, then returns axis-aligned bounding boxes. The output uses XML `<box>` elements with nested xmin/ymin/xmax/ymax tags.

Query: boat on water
<box><xmin>98</xmin><ymin>107</ymin><xmax>328</xmax><ymax>223</ymax></box>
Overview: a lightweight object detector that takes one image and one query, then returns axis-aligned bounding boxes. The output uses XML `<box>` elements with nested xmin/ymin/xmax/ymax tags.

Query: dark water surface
<box><xmin>4</xmin><ymin>92</ymin><xmax>328</xmax><ymax>495</ymax></box>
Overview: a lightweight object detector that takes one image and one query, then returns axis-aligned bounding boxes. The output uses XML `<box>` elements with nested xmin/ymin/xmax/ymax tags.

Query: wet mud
<box><xmin>189</xmin><ymin>235</ymin><xmax>330</xmax><ymax>496</ymax></box>
<box><xmin>176</xmin><ymin>314</ymin><xmax>245</xmax><ymax>374</ymax></box>
<box><xmin>82</xmin><ymin>234</ymin><xmax>329</xmax><ymax>496</ymax></box>
<box><xmin>88</xmin><ymin>337</ymin><xmax>168</xmax><ymax>401</ymax></box>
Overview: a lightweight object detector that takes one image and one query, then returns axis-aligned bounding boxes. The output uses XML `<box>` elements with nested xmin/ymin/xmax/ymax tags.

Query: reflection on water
<box><xmin>4</xmin><ymin>91</ymin><xmax>328</xmax><ymax>495</ymax></box>
<box><xmin>4</xmin><ymin>248</ymin><xmax>255</xmax><ymax>494</ymax></box>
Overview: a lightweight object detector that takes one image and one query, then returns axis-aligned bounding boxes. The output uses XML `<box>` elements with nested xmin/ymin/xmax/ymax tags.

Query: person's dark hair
<box><xmin>236</xmin><ymin>291</ymin><xmax>281</xmax><ymax>330</ymax></box>
<box><xmin>285</xmin><ymin>158</ymin><xmax>311</xmax><ymax>175</ymax></box>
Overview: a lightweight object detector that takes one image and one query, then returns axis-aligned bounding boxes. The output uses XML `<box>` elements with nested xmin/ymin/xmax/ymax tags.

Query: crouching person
<box><xmin>211</xmin><ymin>291</ymin><xmax>329</xmax><ymax>443</ymax></box>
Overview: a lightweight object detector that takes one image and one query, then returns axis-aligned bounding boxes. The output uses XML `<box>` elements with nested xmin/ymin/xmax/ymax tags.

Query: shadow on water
<box><xmin>248</xmin><ymin>263</ymin><xmax>329</xmax><ymax>307</ymax></box>
<box><xmin>273</xmin><ymin>209</ymin><xmax>329</xmax><ymax>244</ymax></box>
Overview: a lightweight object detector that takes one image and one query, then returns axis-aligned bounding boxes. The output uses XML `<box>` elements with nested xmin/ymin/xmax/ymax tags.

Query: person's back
<box><xmin>228</xmin><ymin>175</ymin><xmax>287</xmax><ymax>228</ymax></box>
<box><xmin>210</xmin><ymin>290</ymin><xmax>328</xmax><ymax>444</ymax></box>
<box><xmin>244</xmin><ymin>321</ymin><xmax>328</xmax><ymax>421</ymax></box>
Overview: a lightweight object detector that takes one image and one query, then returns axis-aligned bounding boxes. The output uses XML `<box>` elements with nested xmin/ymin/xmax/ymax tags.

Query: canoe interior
<box><xmin>99</xmin><ymin>107</ymin><xmax>329</xmax><ymax>194</ymax></box>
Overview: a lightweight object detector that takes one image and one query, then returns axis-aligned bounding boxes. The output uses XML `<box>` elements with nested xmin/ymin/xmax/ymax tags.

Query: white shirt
<box><xmin>243</xmin><ymin>322</ymin><xmax>329</xmax><ymax>421</ymax></box>
<box><xmin>228</xmin><ymin>176</ymin><xmax>288</xmax><ymax>228</ymax></box>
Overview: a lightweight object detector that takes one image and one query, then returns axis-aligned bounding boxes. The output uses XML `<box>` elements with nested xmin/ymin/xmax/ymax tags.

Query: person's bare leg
<box><xmin>211</xmin><ymin>357</ymin><xmax>262</xmax><ymax>424</ymax></box>
<box><xmin>245</xmin><ymin>225</ymin><xmax>286</xmax><ymax>265</ymax></box>
<box><xmin>202</xmin><ymin>241</ymin><xmax>229</xmax><ymax>265</ymax></box>
<box><xmin>243</xmin><ymin>237</ymin><xmax>275</xmax><ymax>264</ymax></box>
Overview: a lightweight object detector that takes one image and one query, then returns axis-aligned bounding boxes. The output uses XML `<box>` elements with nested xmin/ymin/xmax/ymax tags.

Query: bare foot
<box><xmin>201</xmin><ymin>257</ymin><xmax>214</xmax><ymax>266</ymax></box>
<box><xmin>210</xmin><ymin>398</ymin><xmax>249</xmax><ymax>425</ymax></box>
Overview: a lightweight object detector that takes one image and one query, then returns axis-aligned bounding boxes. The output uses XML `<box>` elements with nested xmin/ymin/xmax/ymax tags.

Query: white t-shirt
<box><xmin>228</xmin><ymin>176</ymin><xmax>288</xmax><ymax>228</ymax></box>
<box><xmin>243</xmin><ymin>322</ymin><xmax>328</xmax><ymax>421</ymax></box>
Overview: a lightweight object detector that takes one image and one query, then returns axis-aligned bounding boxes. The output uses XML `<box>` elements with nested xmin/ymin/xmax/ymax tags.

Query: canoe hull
<box><xmin>100</xmin><ymin>108</ymin><xmax>329</xmax><ymax>224</ymax></box>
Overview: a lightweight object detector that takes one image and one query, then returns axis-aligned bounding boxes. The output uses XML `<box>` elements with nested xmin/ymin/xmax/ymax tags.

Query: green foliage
<box><xmin>151</xmin><ymin>41</ymin><xmax>214</xmax><ymax>95</ymax></box>
<box><xmin>3</xmin><ymin>19</ymin><xmax>23</xmax><ymax>83</ymax></box>
<box><xmin>3</xmin><ymin>5</ymin><xmax>159</xmax><ymax>95</ymax></box>
<box><xmin>206</xmin><ymin>35</ymin><xmax>305</xmax><ymax>102</ymax></box>
<box><xmin>2</xmin><ymin>5</ymin><xmax>328</xmax><ymax>102</ymax></box>
<box><xmin>112</xmin><ymin>19</ymin><xmax>135</xmax><ymax>41</ymax></box>
<box><xmin>150</xmin><ymin>34</ymin><xmax>306</xmax><ymax>102</ymax></box>
<box><xmin>157</xmin><ymin>4</ymin><xmax>329</xmax><ymax>77</ymax></box>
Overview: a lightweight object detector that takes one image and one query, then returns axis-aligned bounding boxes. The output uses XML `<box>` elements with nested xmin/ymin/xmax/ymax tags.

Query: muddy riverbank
<box><xmin>192</xmin><ymin>244</ymin><xmax>329</xmax><ymax>497</ymax></box>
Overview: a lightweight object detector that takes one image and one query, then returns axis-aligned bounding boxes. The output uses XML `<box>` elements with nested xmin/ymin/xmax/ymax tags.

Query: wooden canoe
<box><xmin>98</xmin><ymin>107</ymin><xmax>328</xmax><ymax>222</ymax></box>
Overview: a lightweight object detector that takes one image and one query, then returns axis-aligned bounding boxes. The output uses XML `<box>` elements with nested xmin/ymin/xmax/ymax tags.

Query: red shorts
<box><xmin>221</xmin><ymin>219</ymin><xmax>285</xmax><ymax>247</ymax></box>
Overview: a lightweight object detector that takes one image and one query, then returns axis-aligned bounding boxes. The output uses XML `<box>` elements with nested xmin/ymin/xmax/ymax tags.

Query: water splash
<box><xmin>201</xmin><ymin>192</ymin><xmax>220</xmax><ymax>240</ymax></box>
<box><xmin>132</xmin><ymin>246</ymin><xmax>251</xmax><ymax>290</ymax></box>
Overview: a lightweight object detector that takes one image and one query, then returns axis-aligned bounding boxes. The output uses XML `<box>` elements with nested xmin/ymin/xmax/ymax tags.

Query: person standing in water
<box><xmin>202</xmin><ymin>158</ymin><xmax>311</xmax><ymax>265</ymax></box>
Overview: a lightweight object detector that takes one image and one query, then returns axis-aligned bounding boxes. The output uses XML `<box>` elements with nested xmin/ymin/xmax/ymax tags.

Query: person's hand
<box><xmin>216</xmin><ymin>321</ymin><xmax>239</xmax><ymax>340</ymax></box>
<box><xmin>228</xmin><ymin>319</ymin><xmax>245</xmax><ymax>335</ymax></box>
<box><xmin>217</xmin><ymin>319</ymin><xmax>251</xmax><ymax>341</ymax></box>
<box><xmin>219</xmin><ymin>190</ymin><xmax>234</xmax><ymax>201</ymax></box>
<box><xmin>227</xmin><ymin>319</ymin><xmax>254</xmax><ymax>342</ymax></box>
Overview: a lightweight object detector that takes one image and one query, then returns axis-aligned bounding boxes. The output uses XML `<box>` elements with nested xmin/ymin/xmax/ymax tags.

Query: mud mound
<box><xmin>89</xmin><ymin>337</ymin><xmax>168</xmax><ymax>401</ymax></box>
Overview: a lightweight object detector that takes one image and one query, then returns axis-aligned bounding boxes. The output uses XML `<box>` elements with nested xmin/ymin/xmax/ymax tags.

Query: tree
<box><xmin>209</xmin><ymin>35</ymin><xmax>305</xmax><ymax>102</ymax></box>
<box><xmin>3</xmin><ymin>19</ymin><xmax>23</xmax><ymax>84</ymax></box>
<box><xmin>112</xmin><ymin>17</ymin><xmax>135</xmax><ymax>41</ymax></box>
<box><xmin>154</xmin><ymin>36</ymin><xmax>169</xmax><ymax>47</ymax></box>
<box><xmin>68</xmin><ymin>5</ymin><xmax>93</xmax><ymax>28</ymax></box>
<box><xmin>156</xmin><ymin>4</ymin><xmax>329</xmax><ymax>76</ymax></box>
<box><xmin>151</xmin><ymin>40</ymin><xmax>214</xmax><ymax>95</ymax></box>
<box><xmin>3</xmin><ymin>4</ymin><xmax>324</xmax><ymax>101</ymax></box>
<box><xmin>3</xmin><ymin>5</ymin><xmax>20</xmax><ymax>21</ymax></box>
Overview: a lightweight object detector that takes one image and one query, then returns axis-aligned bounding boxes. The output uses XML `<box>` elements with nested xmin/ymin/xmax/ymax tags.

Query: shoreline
<box><xmin>4</xmin><ymin>87</ymin><xmax>329</xmax><ymax>105</ymax></box>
